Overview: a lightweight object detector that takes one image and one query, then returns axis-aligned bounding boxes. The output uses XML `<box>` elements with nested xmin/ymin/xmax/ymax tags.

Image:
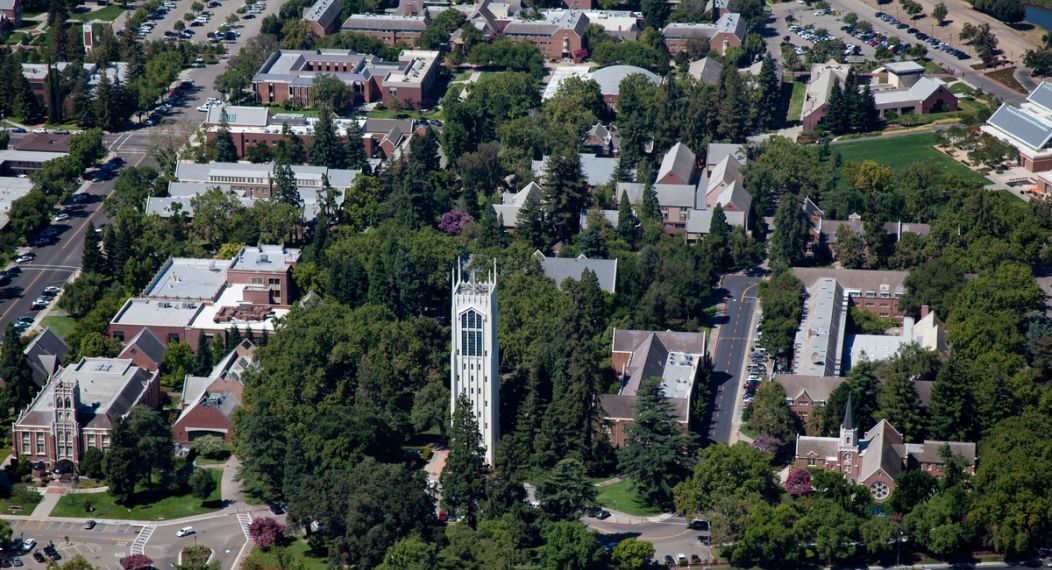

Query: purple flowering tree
<box><xmin>751</xmin><ymin>434</ymin><xmax>783</xmax><ymax>455</ymax></box>
<box><xmin>248</xmin><ymin>516</ymin><xmax>286</xmax><ymax>548</ymax></box>
<box><xmin>439</xmin><ymin>210</ymin><xmax>474</xmax><ymax>234</ymax></box>
<box><xmin>786</xmin><ymin>468</ymin><xmax>813</xmax><ymax>498</ymax></box>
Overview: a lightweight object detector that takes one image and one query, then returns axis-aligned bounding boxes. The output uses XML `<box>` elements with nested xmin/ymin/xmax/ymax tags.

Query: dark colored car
<box><xmin>664</xmin><ymin>555</ymin><xmax>675</xmax><ymax>567</ymax></box>
<box><xmin>43</xmin><ymin>546</ymin><xmax>59</xmax><ymax>561</ymax></box>
<box><xmin>31</xmin><ymin>553</ymin><xmax>44</xmax><ymax>564</ymax></box>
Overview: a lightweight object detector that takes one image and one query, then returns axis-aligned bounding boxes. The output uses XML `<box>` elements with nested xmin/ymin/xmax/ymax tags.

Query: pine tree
<box><xmin>343</xmin><ymin>117</ymin><xmax>367</xmax><ymax>170</ymax></box>
<box><xmin>716</xmin><ymin>66</ymin><xmax>748</xmax><ymax>142</ymax></box>
<box><xmin>824</xmin><ymin>79</ymin><xmax>846</xmax><ymax>134</ymax></box>
<box><xmin>639</xmin><ymin>184</ymin><xmax>661</xmax><ymax>223</ymax></box>
<box><xmin>0</xmin><ymin>324</ymin><xmax>35</xmax><ymax>413</ymax></box>
<box><xmin>769</xmin><ymin>197</ymin><xmax>810</xmax><ymax>269</ymax></box>
<box><xmin>753</xmin><ymin>54</ymin><xmax>782</xmax><ymax>130</ymax></box>
<box><xmin>194</xmin><ymin>334</ymin><xmax>213</xmax><ymax>376</ymax></box>
<box><xmin>542</xmin><ymin>152</ymin><xmax>589</xmax><ymax>244</ymax></box>
<box><xmin>615</xmin><ymin>192</ymin><xmax>639</xmax><ymax>245</ymax></box>
<box><xmin>440</xmin><ymin>394</ymin><xmax>489</xmax><ymax>526</ymax></box>
<box><xmin>516</xmin><ymin>192</ymin><xmax>547</xmax><ymax>250</ymax></box>
<box><xmin>82</xmin><ymin>221</ymin><xmax>106</xmax><ymax>274</ymax></box>
<box><xmin>103</xmin><ymin>416</ymin><xmax>139</xmax><ymax>504</ymax></box>
<box><xmin>579</xmin><ymin>209</ymin><xmax>609</xmax><ymax>258</ymax></box>
<box><xmin>926</xmin><ymin>357</ymin><xmax>977</xmax><ymax>441</ymax></box>
<box><xmin>709</xmin><ymin>202</ymin><xmax>730</xmax><ymax>240</ymax></box>
<box><xmin>212</xmin><ymin>112</ymin><xmax>239</xmax><ymax>163</ymax></box>
<box><xmin>875</xmin><ymin>371</ymin><xmax>928</xmax><ymax>440</ymax></box>
<box><xmin>476</xmin><ymin>205</ymin><xmax>506</xmax><ymax>249</ymax></box>
<box><xmin>617</xmin><ymin>377</ymin><xmax>693</xmax><ymax>509</ymax></box>
<box><xmin>308</xmin><ymin>107</ymin><xmax>347</xmax><ymax>169</ymax></box>
<box><xmin>271</xmin><ymin>162</ymin><xmax>302</xmax><ymax>209</ymax></box>
<box><xmin>651</xmin><ymin>80</ymin><xmax>680</xmax><ymax>157</ymax></box>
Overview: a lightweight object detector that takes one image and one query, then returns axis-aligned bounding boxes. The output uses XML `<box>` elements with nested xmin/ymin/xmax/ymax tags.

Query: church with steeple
<box><xmin>793</xmin><ymin>394</ymin><xmax>977</xmax><ymax>501</ymax></box>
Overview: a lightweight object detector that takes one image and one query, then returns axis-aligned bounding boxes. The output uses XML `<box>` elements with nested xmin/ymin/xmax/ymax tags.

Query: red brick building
<box><xmin>172</xmin><ymin>341</ymin><xmax>254</xmax><ymax>444</ymax></box>
<box><xmin>12</xmin><ymin>358</ymin><xmax>160</xmax><ymax>473</ymax></box>
<box><xmin>339</xmin><ymin>13</ymin><xmax>427</xmax><ymax>46</ymax></box>
<box><xmin>303</xmin><ymin>0</ymin><xmax>341</xmax><ymax>36</ymax></box>
<box><xmin>663</xmin><ymin>13</ymin><xmax>744</xmax><ymax>56</ymax></box>
<box><xmin>502</xmin><ymin>10</ymin><xmax>588</xmax><ymax>61</ymax></box>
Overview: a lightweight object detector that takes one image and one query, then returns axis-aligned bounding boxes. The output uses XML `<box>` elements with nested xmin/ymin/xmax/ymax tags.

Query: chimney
<box><xmin>920</xmin><ymin>304</ymin><xmax>930</xmax><ymax>319</ymax></box>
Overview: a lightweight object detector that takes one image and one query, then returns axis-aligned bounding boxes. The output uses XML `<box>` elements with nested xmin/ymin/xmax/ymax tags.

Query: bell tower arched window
<box><xmin>461</xmin><ymin>310</ymin><xmax>483</xmax><ymax>357</ymax></box>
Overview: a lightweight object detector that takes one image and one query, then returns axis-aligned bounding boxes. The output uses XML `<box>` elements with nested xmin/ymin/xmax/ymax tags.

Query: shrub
<box><xmin>119</xmin><ymin>554</ymin><xmax>153</xmax><ymax>570</ymax></box>
<box><xmin>247</xmin><ymin>517</ymin><xmax>286</xmax><ymax>548</ymax></box>
<box><xmin>190</xmin><ymin>435</ymin><xmax>226</xmax><ymax>459</ymax></box>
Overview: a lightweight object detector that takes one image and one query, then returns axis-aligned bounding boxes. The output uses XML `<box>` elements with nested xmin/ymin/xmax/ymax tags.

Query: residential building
<box><xmin>801</xmin><ymin>59</ymin><xmax>851</xmax><ymax>131</ymax></box>
<box><xmin>532</xmin><ymin>153</ymin><xmax>618</xmax><ymax>189</ymax></box>
<box><xmin>12</xmin><ymin>358</ymin><xmax>161</xmax><ymax>472</ymax></box>
<box><xmin>252</xmin><ymin>49</ymin><xmax>440</xmax><ymax>108</ymax></box>
<box><xmin>844</xmin><ymin>308</ymin><xmax>948</xmax><ymax>369</ymax></box>
<box><xmin>801</xmin><ymin>197</ymin><xmax>930</xmax><ymax>261</ymax></box>
<box><xmin>23</xmin><ymin>328</ymin><xmax>68</xmax><ymax>387</ymax></box>
<box><xmin>0</xmin><ymin>150</ymin><xmax>66</xmax><ymax>175</ymax></box>
<box><xmin>582</xmin><ymin>123</ymin><xmax>619</xmax><ymax>156</ymax></box>
<box><xmin>13</xmin><ymin>132</ymin><xmax>70</xmax><ymax>153</ymax></box>
<box><xmin>982</xmin><ymin>82</ymin><xmax>1052</xmax><ymax>172</ymax></box>
<box><xmin>657</xmin><ymin>142</ymin><xmax>697</xmax><ymax>185</ymax></box>
<box><xmin>773</xmin><ymin>374</ymin><xmax>844</xmax><ymax>422</ymax></box>
<box><xmin>21</xmin><ymin>62</ymin><xmax>128</xmax><ymax>109</ymax></box>
<box><xmin>600</xmin><ymin>329</ymin><xmax>705</xmax><ymax>447</ymax></box>
<box><xmin>450</xmin><ymin>261</ymin><xmax>500</xmax><ymax>465</ymax></box>
<box><xmin>107</xmin><ymin>245</ymin><xmax>300</xmax><ymax>349</ymax></box>
<box><xmin>0</xmin><ymin>0</ymin><xmax>22</xmax><ymax>26</ymax></box>
<box><xmin>581</xmin><ymin>9</ymin><xmax>641</xmax><ymax>41</ymax></box>
<box><xmin>794</xmin><ymin>397</ymin><xmax>976</xmax><ymax>500</ymax></box>
<box><xmin>533</xmin><ymin>251</ymin><xmax>618</xmax><ymax>293</ymax></box>
<box><xmin>871</xmin><ymin>61</ymin><xmax>957</xmax><ymax>119</ymax></box>
<box><xmin>688</xmin><ymin>56</ymin><xmax>723</xmax><ymax>85</ymax></box>
<box><xmin>172</xmin><ymin>341</ymin><xmax>255</xmax><ymax>444</ymax></box>
<box><xmin>117</xmin><ymin>329</ymin><xmax>167</xmax><ymax>372</ymax></box>
<box><xmin>340</xmin><ymin>13</ymin><xmax>428</xmax><ymax>46</ymax></box>
<box><xmin>542</xmin><ymin>64</ymin><xmax>659</xmax><ymax>108</ymax></box>
<box><xmin>502</xmin><ymin>9</ymin><xmax>589</xmax><ymax>61</ymax></box>
<box><xmin>493</xmin><ymin>181</ymin><xmax>541</xmax><ymax>230</ymax></box>
<box><xmin>663</xmin><ymin>13</ymin><xmax>745</xmax><ymax>56</ymax></box>
<box><xmin>303</xmin><ymin>0</ymin><xmax>341</xmax><ymax>36</ymax></box>
<box><xmin>792</xmin><ymin>277</ymin><xmax>848</xmax><ymax>377</ymax></box>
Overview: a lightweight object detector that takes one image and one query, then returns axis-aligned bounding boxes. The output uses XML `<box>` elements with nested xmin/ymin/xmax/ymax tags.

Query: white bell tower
<box><xmin>450</xmin><ymin>258</ymin><xmax>499</xmax><ymax>465</ymax></box>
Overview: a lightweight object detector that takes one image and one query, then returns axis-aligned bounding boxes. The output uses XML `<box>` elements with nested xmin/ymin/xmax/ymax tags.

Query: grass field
<box><xmin>986</xmin><ymin>67</ymin><xmax>1027</xmax><ymax>94</ymax></box>
<box><xmin>51</xmin><ymin>470</ymin><xmax>222</xmax><ymax>520</ymax></box>
<box><xmin>69</xmin><ymin>5</ymin><xmax>125</xmax><ymax>20</ymax></box>
<box><xmin>4</xmin><ymin>33</ymin><xmax>24</xmax><ymax>45</ymax></box>
<box><xmin>949</xmin><ymin>82</ymin><xmax>976</xmax><ymax>96</ymax></box>
<box><xmin>0</xmin><ymin>486</ymin><xmax>42</xmax><ymax>514</ymax></box>
<box><xmin>40</xmin><ymin>316</ymin><xmax>77</xmax><ymax>341</ymax></box>
<box><xmin>787</xmin><ymin>80</ymin><xmax>806</xmax><ymax>123</ymax></box>
<box><xmin>242</xmin><ymin>542</ymin><xmax>328</xmax><ymax>570</ymax></box>
<box><xmin>595</xmin><ymin>479</ymin><xmax>663</xmax><ymax>517</ymax></box>
<box><xmin>832</xmin><ymin>132</ymin><xmax>989</xmax><ymax>184</ymax></box>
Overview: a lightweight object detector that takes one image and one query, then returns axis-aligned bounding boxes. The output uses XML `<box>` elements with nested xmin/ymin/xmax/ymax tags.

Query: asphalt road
<box><xmin>705</xmin><ymin>274</ymin><xmax>761</xmax><ymax>445</ymax></box>
<box><xmin>586</xmin><ymin>515</ymin><xmax>713</xmax><ymax>563</ymax></box>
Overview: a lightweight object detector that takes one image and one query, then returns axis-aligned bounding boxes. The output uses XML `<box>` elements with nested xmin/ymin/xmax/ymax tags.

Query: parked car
<box><xmin>11</xmin><ymin>557</ymin><xmax>22</xmax><ymax>567</ymax></box>
<box><xmin>31</xmin><ymin>298</ymin><xmax>49</xmax><ymax>310</ymax></box>
<box><xmin>83</xmin><ymin>520</ymin><xmax>95</xmax><ymax>530</ymax></box>
<box><xmin>14</xmin><ymin>254</ymin><xmax>34</xmax><ymax>263</ymax></box>
<box><xmin>21</xmin><ymin>540</ymin><xmax>35</xmax><ymax>554</ymax></box>
<box><xmin>43</xmin><ymin>286</ymin><xmax>61</xmax><ymax>296</ymax></box>
<box><xmin>52</xmin><ymin>212</ymin><xmax>70</xmax><ymax>222</ymax></box>
<box><xmin>31</xmin><ymin>553</ymin><xmax>44</xmax><ymax>564</ymax></box>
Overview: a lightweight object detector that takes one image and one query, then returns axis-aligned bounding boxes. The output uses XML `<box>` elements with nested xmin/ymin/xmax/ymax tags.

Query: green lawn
<box><xmin>832</xmin><ymin>132</ymin><xmax>989</xmax><ymax>184</ymax></box>
<box><xmin>365</xmin><ymin>106</ymin><xmax>443</xmax><ymax>121</ymax></box>
<box><xmin>51</xmin><ymin>470</ymin><xmax>222</xmax><ymax>520</ymax></box>
<box><xmin>40</xmin><ymin>316</ymin><xmax>77</xmax><ymax>341</ymax></box>
<box><xmin>242</xmin><ymin>541</ymin><xmax>328</xmax><ymax>570</ymax></box>
<box><xmin>4</xmin><ymin>32</ymin><xmax>25</xmax><ymax>45</ymax></box>
<box><xmin>787</xmin><ymin>80</ymin><xmax>806</xmax><ymax>123</ymax></box>
<box><xmin>0</xmin><ymin>486</ymin><xmax>43</xmax><ymax>515</ymax></box>
<box><xmin>949</xmin><ymin>82</ymin><xmax>976</xmax><ymax>96</ymax></box>
<box><xmin>69</xmin><ymin>5</ymin><xmax>125</xmax><ymax>20</ymax></box>
<box><xmin>595</xmin><ymin>479</ymin><xmax>663</xmax><ymax>517</ymax></box>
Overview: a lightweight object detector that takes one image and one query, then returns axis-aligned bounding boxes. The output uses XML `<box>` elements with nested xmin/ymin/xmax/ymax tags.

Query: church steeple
<box><xmin>839</xmin><ymin>393</ymin><xmax>858</xmax><ymax>450</ymax></box>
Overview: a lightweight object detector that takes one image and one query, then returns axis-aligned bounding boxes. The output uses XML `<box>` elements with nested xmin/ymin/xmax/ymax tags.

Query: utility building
<box><xmin>450</xmin><ymin>260</ymin><xmax>499</xmax><ymax>465</ymax></box>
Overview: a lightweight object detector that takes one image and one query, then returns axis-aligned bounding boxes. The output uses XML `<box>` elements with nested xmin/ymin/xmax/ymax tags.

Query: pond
<box><xmin>1025</xmin><ymin>4</ymin><xmax>1052</xmax><ymax>30</ymax></box>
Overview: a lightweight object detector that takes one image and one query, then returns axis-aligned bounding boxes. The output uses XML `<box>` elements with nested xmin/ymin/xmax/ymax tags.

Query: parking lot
<box><xmin>7</xmin><ymin>520</ymin><xmax>144</xmax><ymax>570</ymax></box>
<box><xmin>130</xmin><ymin>0</ymin><xmax>264</xmax><ymax>44</ymax></box>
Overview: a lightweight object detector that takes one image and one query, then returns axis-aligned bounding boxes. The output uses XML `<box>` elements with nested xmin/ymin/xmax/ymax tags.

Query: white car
<box><xmin>196</xmin><ymin>105</ymin><xmax>211</xmax><ymax>112</ymax></box>
<box><xmin>176</xmin><ymin>527</ymin><xmax>195</xmax><ymax>537</ymax></box>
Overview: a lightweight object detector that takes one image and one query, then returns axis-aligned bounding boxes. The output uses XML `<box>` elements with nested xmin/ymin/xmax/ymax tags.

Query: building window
<box><xmin>843</xmin><ymin>452</ymin><xmax>852</xmax><ymax>462</ymax></box>
<box><xmin>168</xmin><ymin>333</ymin><xmax>180</xmax><ymax>343</ymax></box>
<box><xmin>268</xmin><ymin>278</ymin><xmax>281</xmax><ymax>286</ymax></box>
<box><xmin>460</xmin><ymin>310</ymin><xmax>484</xmax><ymax>357</ymax></box>
<box><xmin>807</xmin><ymin>458</ymin><xmax>816</xmax><ymax>466</ymax></box>
<box><xmin>21</xmin><ymin>434</ymin><xmax>29</xmax><ymax>455</ymax></box>
<box><xmin>102</xmin><ymin>435</ymin><xmax>110</xmax><ymax>450</ymax></box>
<box><xmin>252</xmin><ymin>277</ymin><xmax>264</xmax><ymax>285</ymax></box>
<box><xmin>35</xmin><ymin>432</ymin><xmax>44</xmax><ymax>455</ymax></box>
<box><xmin>870</xmin><ymin>481</ymin><xmax>890</xmax><ymax>500</ymax></box>
<box><xmin>114</xmin><ymin>331</ymin><xmax>124</xmax><ymax>342</ymax></box>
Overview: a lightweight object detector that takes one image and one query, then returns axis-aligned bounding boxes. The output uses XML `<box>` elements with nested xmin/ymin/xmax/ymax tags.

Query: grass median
<box><xmin>50</xmin><ymin>469</ymin><xmax>222</xmax><ymax>520</ymax></box>
<box><xmin>595</xmin><ymin>479</ymin><xmax>663</xmax><ymax>517</ymax></box>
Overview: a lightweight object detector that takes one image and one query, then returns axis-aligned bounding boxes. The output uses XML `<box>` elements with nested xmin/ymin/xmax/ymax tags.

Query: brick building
<box><xmin>599</xmin><ymin>329</ymin><xmax>705</xmax><ymax>447</ymax></box>
<box><xmin>303</xmin><ymin>0</ymin><xmax>341</xmax><ymax>36</ymax></box>
<box><xmin>340</xmin><ymin>13</ymin><xmax>427</xmax><ymax>46</ymax></box>
<box><xmin>252</xmin><ymin>49</ymin><xmax>440</xmax><ymax>108</ymax></box>
<box><xmin>502</xmin><ymin>9</ymin><xmax>589</xmax><ymax>61</ymax></box>
<box><xmin>172</xmin><ymin>341</ymin><xmax>255</xmax><ymax>444</ymax></box>
<box><xmin>12</xmin><ymin>358</ymin><xmax>160</xmax><ymax>473</ymax></box>
<box><xmin>662</xmin><ymin>13</ymin><xmax>744</xmax><ymax>56</ymax></box>
<box><xmin>794</xmin><ymin>396</ymin><xmax>975</xmax><ymax>500</ymax></box>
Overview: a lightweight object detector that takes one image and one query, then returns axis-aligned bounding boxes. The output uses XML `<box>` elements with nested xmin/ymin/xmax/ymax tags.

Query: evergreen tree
<box><xmin>753</xmin><ymin>54</ymin><xmax>782</xmax><ymax>130</ymax></box>
<box><xmin>273</xmin><ymin>124</ymin><xmax>307</xmax><ymax>164</ymax></box>
<box><xmin>440</xmin><ymin>394</ymin><xmax>489</xmax><ymax>526</ymax></box>
<box><xmin>194</xmin><ymin>334</ymin><xmax>213</xmax><ymax>376</ymax></box>
<box><xmin>709</xmin><ymin>202</ymin><xmax>730</xmax><ymax>240</ymax></box>
<box><xmin>212</xmin><ymin>112</ymin><xmax>239</xmax><ymax>163</ymax></box>
<box><xmin>343</xmin><ymin>117</ymin><xmax>368</xmax><ymax>170</ymax></box>
<box><xmin>308</xmin><ymin>107</ymin><xmax>347</xmax><ymax>169</ymax></box>
<box><xmin>824</xmin><ymin>79</ymin><xmax>846</xmax><ymax>134</ymax></box>
<box><xmin>271</xmin><ymin>162</ymin><xmax>302</xmax><ymax>209</ymax></box>
<box><xmin>103</xmin><ymin>416</ymin><xmax>139</xmax><ymax>504</ymax></box>
<box><xmin>0</xmin><ymin>324</ymin><xmax>35</xmax><ymax>413</ymax></box>
<box><xmin>616</xmin><ymin>191</ymin><xmax>638</xmax><ymax>245</ymax></box>
<box><xmin>579</xmin><ymin>212</ymin><xmax>609</xmax><ymax>258</ymax></box>
<box><xmin>927</xmin><ymin>357</ymin><xmax>977</xmax><ymax>441</ymax></box>
<box><xmin>876</xmin><ymin>371</ymin><xmax>928</xmax><ymax>440</ymax></box>
<box><xmin>516</xmin><ymin>191</ymin><xmax>547</xmax><ymax>250</ymax></box>
<box><xmin>855</xmin><ymin>83</ymin><xmax>878</xmax><ymax>133</ymax></box>
<box><xmin>617</xmin><ymin>377</ymin><xmax>694</xmax><ymax>509</ymax></box>
<box><xmin>542</xmin><ymin>152</ymin><xmax>589</xmax><ymax>244</ymax></box>
<box><xmin>639</xmin><ymin>185</ymin><xmax>661</xmax><ymax>223</ymax></box>
<box><xmin>717</xmin><ymin>66</ymin><xmax>748</xmax><ymax>141</ymax></box>
<box><xmin>92</xmin><ymin>72</ymin><xmax>114</xmax><ymax>131</ymax></box>
<box><xmin>535</xmin><ymin>458</ymin><xmax>596</xmax><ymax>521</ymax></box>
<box><xmin>651</xmin><ymin>80</ymin><xmax>680</xmax><ymax>157</ymax></box>
<box><xmin>476</xmin><ymin>205</ymin><xmax>507</xmax><ymax>249</ymax></box>
<box><xmin>769</xmin><ymin>197</ymin><xmax>810</xmax><ymax>269</ymax></box>
<box><xmin>81</xmin><ymin>221</ymin><xmax>106</xmax><ymax>274</ymax></box>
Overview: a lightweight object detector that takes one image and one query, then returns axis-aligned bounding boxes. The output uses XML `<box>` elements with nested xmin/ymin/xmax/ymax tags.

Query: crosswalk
<box><xmin>236</xmin><ymin>513</ymin><xmax>253</xmax><ymax>538</ymax></box>
<box><xmin>129</xmin><ymin>525</ymin><xmax>155</xmax><ymax>555</ymax></box>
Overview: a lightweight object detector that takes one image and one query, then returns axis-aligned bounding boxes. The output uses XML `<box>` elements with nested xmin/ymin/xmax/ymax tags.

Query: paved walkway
<box><xmin>27</xmin><ymin>488</ymin><xmax>64</xmax><ymax>519</ymax></box>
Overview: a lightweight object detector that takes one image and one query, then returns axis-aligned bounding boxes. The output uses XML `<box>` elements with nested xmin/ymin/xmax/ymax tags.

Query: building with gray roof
<box><xmin>663</xmin><ymin>12</ymin><xmax>744</xmax><ymax>55</ymax></box>
<box><xmin>983</xmin><ymin>82</ymin><xmax>1052</xmax><ymax>172</ymax></box>
<box><xmin>172</xmin><ymin>341</ymin><xmax>255</xmax><ymax>444</ymax></box>
<box><xmin>688</xmin><ymin>56</ymin><xmax>723</xmax><ymax>85</ymax></box>
<box><xmin>601</xmin><ymin>328</ymin><xmax>705</xmax><ymax>446</ymax></box>
<box><xmin>12</xmin><ymin>357</ymin><xmax>160</xmax><ymax>472</ymax></box>
<box><xmin>793</xmin><ymin>277</ymin><xmax>847</xmax><ymax>377</ymax></box>
<box><xmin>533</xmin><ymin>251</ymin><xmax>617</xmax><ymax>293</ymax></box>
<box><xmin>23</xmin><ymin>328</ymin><xmax>68</xmax><ymax>387</ymax></box>
<box><xmin>588</xmin><ymin>65</ymin><xmax>659</xmax><ymax>103</ymax></box>
<box><xmin>532</xmin><ymin>153</ymin><xmax>617</xmax><ymax>189</ymax></box>
<box><xmin>304</xmin><ymin>0</ymin><xmax>342</xmax><ymax>36</ymax></box>
<box><xmin>503</xmin><ymin>9</ymin><xmax>589</xmax><ymax>61</ymax></box>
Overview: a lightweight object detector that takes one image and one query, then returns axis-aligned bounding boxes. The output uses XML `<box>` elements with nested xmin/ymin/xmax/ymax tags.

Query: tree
<box><xmin>833</xmin><ymin>224</ymin><xmax>866</xmax><ymax>268</ymax></box>
<box><xmin>542</xmin><ymin>152</ymin><xmax>589</xmax><ymax>244</ymax></box>
<box><xmin>673</xmin><ymin>443</ymin><xmax>778</xmax><ymax>516</ymax></box>
<box><xmin>247</xmin><ymin>516</ymin><xmax>286</xmax><ymax>548</ymax></box>
<box><xmin>119</xmin><ymin>554</ymin><xmax>153</xmax><ymax>570</ymax></box>
<box><xmin>69</xmin><ymin>128</ymin><xmax>106</xmax><ymax>170</ymax></box>
<box><xmin>932</xmin><ymin>2</ymin><xmax>948</xmax><ymax>23</ymax></box>
<box><xmin>615</xmin><ymin>191</ymin><xmax>638</xmax><ymax>245</ymax></box>
<box><xmin>411</xmin><ymin>381</ymin><xmax>449</xmax><ymax>437</ymax></box>
<box><xmin>378</xmin><ymin>536</ymin><xmax>437</xmax><ymax>570</ymax></box>
<box><xmin>78</xmin><ymin>446</ymin><xmax>105</xmax><ymax>480</ymax></box>
<box><xmin>785</xmin><ymin>468</ymin><xmax>813</xmax><ymax>498</ymax></box>
<box><xmin>211</xmin><ymin>114</ymin><xmax>239</xmax><ymax>163</ymax></box>
<box><xmin>190</xmin><ymin>435</ymin><xmax>225</xmax><ymax>459</ymax></box>
<box><xmin>81</xmin><ymin>221</ymin><xmax>106</xmax><ymax>274</ymax></box>
<box><xmin>311</xmin><ymin>74</ymin><xmax>351</xmax><ymax>112</ymax></box>
<box><xmin>440</xmin><ymin>394</ymin><xmax>488</xmax><ymax>526</ymax></box>
<box><xmin>798</xmin><ymin>498</ymin><xmax>860</xmax><ymax>564</ymax></box>
<box><xmin>308</xmin><ymin>108</ymin><xmax>346</xmax><ymax>168</ymax></box>
<box><xmin>126</xmin><ymin>406</ymin><xmax>174</xmax><ymax>490</ymax></box>
<box><xmin>103</xmin><ymin>416</ymin><xmax>138</xmax><ymax>504</ymax></box>
<box><xmin>874</xmin><ymin>365</ymin><xmax>928</xmax><ymax>440</ymax></box>
<box><xmin>537</xmin><ymin>522</ymin><xmax>607</xmax><ymax>570</ymax></box>
<box><xmin>617</xmin><ymin>377</ymin><xmax>694</xmax><ymax>509</ymax></box>
<box><xmin>191</xmin><ymin>187</ymin><xmax>243</xmax><ymax>250</ymax></box>
<box><xmin>889</xmin><ymin>470</ymin><xmax>938</xmax><ymax>514</ymax></box>
<box><xmin>516</xmin><ymin>191</ymin><xmax>547</xmax><ymax>250</ymax></box>
<box><xmin>536</xmin><ymin>458</ymin><xmax>596</xmax><ymax>521</ymax></box>
<box><xmin>271</xmin><ymin>162</ymin><xmax>302</xmax><ymax>209</ymax></box>
<box><xmin>610</xmin><ymin>537</ymin><xmax>654</xmax><ymax>570</ymax></box>
<box><xmin>769</xmin><ymin>197</ymin><xmax>811</xmax><ymax>269</ymax></box>
<box><xmin>900</xmin><ymin>258</ymin><xmax>964</xmax><ymax>318</ymax></box>
<box><xmin>741</xmin><ymin>381</ymin><xmax>798</xmax><ymax>445</ymax></box>
<box><xmin>193</xmin><ymin>334</ymin><xmax>213</xmax><ymax>376</ymax></box>
<box><xmin>189</xmin><ymin>468</ymin><xmax>217</xmax><ymax>501</ymax></box>
<box><xmin>0</xmin><ymin>324</ymin><xmax>35</xmax><ymax>413</ymax></box>
<box><xmin>753</xmin><ymin>54</ymin><xmax>783</xmax><ymax>131</ymax></box>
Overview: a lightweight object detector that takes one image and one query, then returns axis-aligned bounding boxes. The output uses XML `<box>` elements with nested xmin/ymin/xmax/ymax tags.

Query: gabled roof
<box><xmin>775</xmin><ymin>374</ymin><xmax>845</xmax><ymax>404</ymax></box>
<box><xmin>589</xmin><ymin>65</ymin><xmax>659</xmax><ymax>97</ymax></box>
<box><xmin>688</xmin><ymin>57</ymin><xmax>723</xmax><ymax>85</ymax></box>
<box><xmin>117</xmin><ymin>328</ymin><xmax>167</xmax><ymax>370</ymax></box>
<box><xmin>656</xmin><ymin>142</ymin><xmax>697</xmax><ymax>184</ymax></box>
<box><xmin>532</xmin><ymin>154</ymin><xmax>618</xmax><ymax>188</ymax></box>
<box><xmin>23</xmin><ymin>328</ymin><xmax>69</xmax><ymax>387</ymax></box>
<box><xmin>616</xmin><ymin>182</ymin><xmax>696</xmax><ymax>209</ymax></box>
<box><xmin>858</xmin><ymin>419</ymin><xmax>905</xmax><ymax>483</ymax></box>
<box><xmin>684</xmin><ymin>208</ymin><xmax>746</xmax><ymax>234</ymax></box>
<box><xmin>1027</xmin><ymin>81</ymin><xmax>1052</xmax><ymax>114</ymax></box>
<box><xmin>533</xmin><ymin>251</ymin><xmax>618</xmax><ymax>293</ymax></box>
